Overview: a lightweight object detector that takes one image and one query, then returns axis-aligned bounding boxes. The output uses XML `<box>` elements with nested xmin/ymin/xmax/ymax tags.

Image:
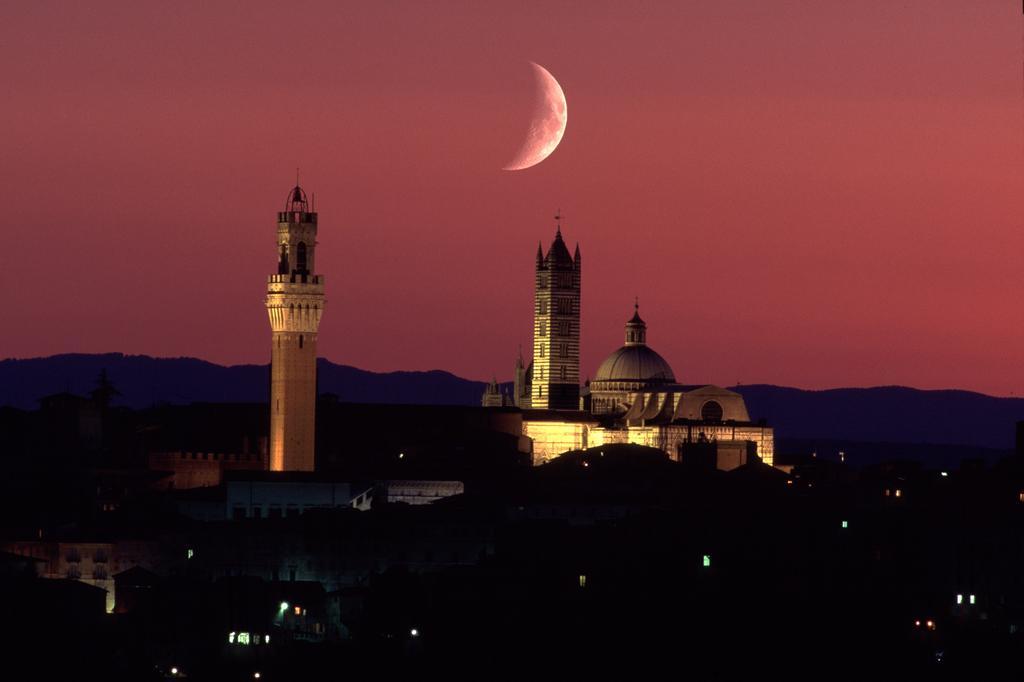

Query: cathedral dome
<box><xmin>593</xmin><ymin>344</ymin><xmax>675</xmax><ymax>384</ymax></box>
<box><xmin>591</xmin><ymin>303</ymin><xmax>676</xmax><ymax>387</ymax></box>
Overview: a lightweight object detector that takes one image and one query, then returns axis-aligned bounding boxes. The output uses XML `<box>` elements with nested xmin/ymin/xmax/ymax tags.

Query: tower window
<box><xmin>559</xmin><ymin>321</ymin><xmax>570</xmax><ymax>336</ymax></box>
<box><xmin>560</xmin><ymin>366</ymin><xmax>566</xmax><ymax>381</ymax></box>
<box><xmin>296</xmin><ymin>242</ymin><xmax>308</xmax><ymax>274</ymax></box>
<box><xmin>278</xmin><ymin>245</ymin><xmax>289</xmax><ymax>274</ymax></box>
<box><xmin>299</xmin><ymin>335</ymin><xmax>304</xmax><ymax>349</ymax></box>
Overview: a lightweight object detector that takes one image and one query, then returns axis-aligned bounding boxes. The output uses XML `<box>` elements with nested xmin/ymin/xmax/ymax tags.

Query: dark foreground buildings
<box><xmin>5</xmin><ymin>392</ymin><xmax>1024</xmax><ymax>680</ymax></box>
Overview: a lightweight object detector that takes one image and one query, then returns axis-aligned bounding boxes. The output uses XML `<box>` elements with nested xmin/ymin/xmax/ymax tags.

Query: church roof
<box><xmin>593</xmin><ymin>344</ymin><xmax>675</xmax><ymax>384</ymax></box>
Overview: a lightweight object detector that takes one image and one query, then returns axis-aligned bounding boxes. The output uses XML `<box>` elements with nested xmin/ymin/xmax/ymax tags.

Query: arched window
<box><xmin>278</xmin><ymin>245</ymin><xmax>289</xmax><ymax>274</ymax></box>
<box><xmin>700</xmin><ymin>400</ymin><xmax>724</xmax><ymax>422</ymax></box>
<box><xmin>296</xmin><ymin>242</ymin><xmax>307</xmax><ymax>273</ymax></box>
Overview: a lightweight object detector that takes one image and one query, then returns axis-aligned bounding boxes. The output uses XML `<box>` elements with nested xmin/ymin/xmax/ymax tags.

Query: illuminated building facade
<box><xmin>489</xmin><ymin>227</ymin><xmax>774</xmax><ymax>468</ymax></box>
<box><xmin>266</xmin><ymin>185</ymin><xmax>325</xmax><ymax>472</ymax></box>
<box><xmin>530</xmin><ymin>218</ymin><xmax>581</xmax><ymax>410</ymax></box>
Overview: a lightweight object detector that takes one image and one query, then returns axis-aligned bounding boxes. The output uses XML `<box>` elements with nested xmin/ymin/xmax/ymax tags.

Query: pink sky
<box><xmin>1</xmin><ymin>1</ymin><xmax>1022</xmax><ymax>395</ymax></box>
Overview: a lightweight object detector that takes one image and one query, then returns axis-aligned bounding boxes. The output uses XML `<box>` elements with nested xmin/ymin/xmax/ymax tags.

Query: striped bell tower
<box><xmin>266</xmin><ymin>183</ymin><xmax>325</xmax><ymax>471</ymax></box>
<box><xmin>531</xmin><ymin>211</ymin><xmax>581</xmax><ymax>410</ymax></box>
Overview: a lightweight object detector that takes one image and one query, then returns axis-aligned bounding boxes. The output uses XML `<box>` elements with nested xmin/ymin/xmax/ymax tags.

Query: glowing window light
<box><xmin>940</xmin><ymin>471</ymin><xmax>948</xmax><ymax>477</ymax></box>
<box><xmin>926</xmin><ymin>620</ymin><xmax>936</xmax><ymax>630</ymax></box>
<box><xmin>294</xmin><ymin>605</ymin><xmax>301</xmax><ymax>615</ymax></box>
<box><xmin>238</xmin><ymin>632</ymin><xmax>250</xmax><ymax>645</ymax></box>
<box><xmin>841</xmin><ymin>520</ymin><xmax>848</xmax><ymax>529</ymax></box>
<box><xmin>186</xmin><ymin>548</ymin><xmax>194</xmax><ymax>560</ymax></box>
<box><xmin>956</xmin><ymin>594</ymin><xmax>963</xmax><ymax>605</ymax></box>
<box><xmin>254</xmin><ymin>674</ymin><xmax>261</xmax><ymax>680</ymax></box>
<box><xmin>702</xmin><ymin>554</ymin><xmax>711</xmax><ymax>568</ymax></box>
<box><xmin>970</xmin><ymin>594</ymin><xmax>976</xmax><ymax>605</ymax></box>
<box><xmin>579</xmin><ymin>574</ymin><xmax>587</xmax><ymax>588</ymax></box>
<box><xmin>229</xmin><ymin>631</ymin><xmax>236</xmax><ymax>643</ymax></box>
<box><xmin>264</xmin><ymin>635</ymin><xmax>270</xmax><ymax>644</ymax></box>
<box><xmin>1019</xmin><ymin>492</ymin><xmax>1024</xmax><ymax>503</ymax></box>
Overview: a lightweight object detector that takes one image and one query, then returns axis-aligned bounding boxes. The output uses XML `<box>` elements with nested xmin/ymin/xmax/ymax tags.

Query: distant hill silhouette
<box><xmin>732</xmin><ymin>385</ymin><xmax>1024</xmax><ymax>452</ymax></box>
<box><xmin>1</xmin><ymin>354</ymin><xmax>1022</xmax><ymax>451</ymax></box>
<box><xmin>0</xmin><ymin>353</ymin><xmax>489</xmax><ymax>411</ymax></box>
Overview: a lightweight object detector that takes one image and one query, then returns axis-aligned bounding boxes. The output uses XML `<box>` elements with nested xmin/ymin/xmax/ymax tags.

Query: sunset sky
<box><xmin>1</xmin><ymin>1</ymin><xmax>1022</xmax><ymax>395</ymax></box>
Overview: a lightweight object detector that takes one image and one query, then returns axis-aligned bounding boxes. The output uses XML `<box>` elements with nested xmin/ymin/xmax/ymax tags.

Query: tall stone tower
<box><xmin>266</xmin><ymin>184</ymin><xmax>324</xmax><ymax>472</ymax></box>
<box><xmin>531</xmin><ymin>215</ymin><xmax>581</xmax><ymax>410</ymax></box>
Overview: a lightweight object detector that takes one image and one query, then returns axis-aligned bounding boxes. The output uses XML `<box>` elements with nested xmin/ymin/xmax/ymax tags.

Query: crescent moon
<box><xmin>503</xmin><ymin>62</ymin><xmax>567</xmax><ymax>171</ymax></box>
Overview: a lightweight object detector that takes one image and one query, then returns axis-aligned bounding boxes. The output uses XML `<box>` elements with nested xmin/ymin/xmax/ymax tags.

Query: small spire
<box><xmin>554</xmin><ymin>208</ymin><xmax>563</xmax><ymax>236</ymax></box>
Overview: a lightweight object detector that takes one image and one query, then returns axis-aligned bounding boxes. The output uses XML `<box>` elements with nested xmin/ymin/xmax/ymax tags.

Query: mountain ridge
<box><xmin>2</xmin><ymin>353</ymin><xmax>1022</xmax><ymax>450</ymax></box>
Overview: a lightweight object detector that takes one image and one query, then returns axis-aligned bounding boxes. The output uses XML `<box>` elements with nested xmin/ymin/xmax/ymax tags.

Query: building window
<box><xmin>700</xmin><ymin>400</ymin><xmax>724</xmax><ymax>422</ymax></box>
<box><xmin>278</xmin><ymin>245</ymin><xmax>289</xmax><ymax>274</ymax></box>
<box><xmin>299</xmin><ymin>335</ymin><xmax>304</xmax><ymax>349</ymax></box>
<box><xmin>559</xmin><ymin>320</ymin><xmax>570</xmax><ymax>336</ymax></box>
<box><xmin>233</xmin><ymin>507</ymin><xmax>247</xmax><ymax>520</ymax></box>
<box><xmin>560</xmin><ymin>366</ymin><xmax>566</xmax><ymax>381</ymax></box>
<box><xmin>296</xmin><ymin>242</ymin><xmax>307</xmax><ymax>273</ymax></box>
<box><xmin>557</xmin><ymin>298</ymin><xmax>572</xmax><ymax>314</ymax></box>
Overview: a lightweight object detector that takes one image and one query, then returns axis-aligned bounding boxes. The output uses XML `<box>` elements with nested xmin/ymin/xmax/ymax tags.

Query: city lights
<box><xmin>410</xmin><ymin>628</ymin><xmax>419</xmax><ymax>637</ymax></box>
<box><xmin>702</xmin><ymin>554</ymin><xmax>711</xmax><ymax>568</ymax></box>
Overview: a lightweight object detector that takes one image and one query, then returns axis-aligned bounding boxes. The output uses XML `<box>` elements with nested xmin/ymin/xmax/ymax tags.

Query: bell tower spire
<box><xmin>266</xmin><ymin>180</ymin><xmax>326</xmax><ymax>472</ymax></box>
<box><xmin>531</xmin><ymin>211</ymin><xmax>581</xmax><ymax>410</ymax></box>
